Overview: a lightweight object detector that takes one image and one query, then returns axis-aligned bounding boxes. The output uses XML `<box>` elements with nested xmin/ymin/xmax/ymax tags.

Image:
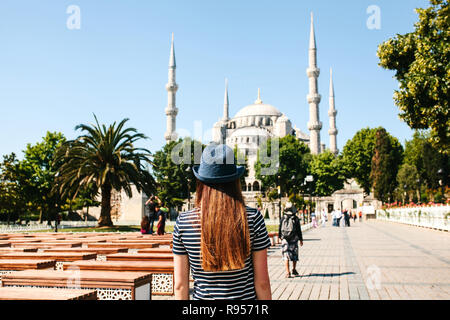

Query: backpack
<box><xmin>281</xmin><ymin>214</ymin><xmax>298</xmax><ymax>242</ymax></box>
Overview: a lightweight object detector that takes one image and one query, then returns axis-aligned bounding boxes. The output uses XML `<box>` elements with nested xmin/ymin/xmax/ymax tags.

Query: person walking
<box><xmin>156</xmin><ymin>206</ymin><xmax>166</xmax><ymax>235</ymax></box>
<box><xmin>336</xmin><ymin>209</ymin><xmax>343</xmax><ymax>227</ymax></box>
<box><xmin>140</xmin><ymin>216</ymin><xmax>151</xmax><ymax>235</ymax></box>
<box><xmin>172</xmin><ymin>144</ymin><xmax>272</xmax><ymax>300</ymax></box>
<box><xmin>321</xmin><ymin>209</ymin><xmax>328</xmax><ymax>227</ymax></box>
<box><xmin>279</xmin><ymin>202</ymin><xmax>303</xmax><ymax>278</ymax></box>
<box><xmin>331</xmin><ymin>210</ymin><xmax>337</xmax><ymax>226</ymax></box>
<box><xmin>343</xmin><ymin>209</ymin><xmax>350</xmax><ymax>227</ymax></box>
<box><xmin>145</xmin><ymin>196</ymin><xmax>160</xmax><ymax>234</ymax></box>
<box><xmin>311</xmin><ymin>210</ymin><xmax>318</xmax><ymax>228</ymax></box>
<box><xmin>353</xmin><ymin>212</ymin><xmax>357</xmax><ymax>223</ymax></box>
<box><xmin>359</xmin><ymin>211</ymin><xmax>363</xmax><ymax>222</ymax></box>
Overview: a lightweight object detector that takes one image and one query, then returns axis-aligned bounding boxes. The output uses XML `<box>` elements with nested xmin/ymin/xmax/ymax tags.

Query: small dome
<box><xmin>233</xmin><ymin>89</ymin><xmax>282</xmax><ymax>119</ymax></box>
<box><xmin>234</xmin><ymin>103</ymin><xmax>282</xmax><ymax>118</ymax></box>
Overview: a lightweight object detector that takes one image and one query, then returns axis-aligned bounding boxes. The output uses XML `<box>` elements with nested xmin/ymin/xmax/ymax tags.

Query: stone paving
<box><xmin>155</xmin><ymin>219</ymin><xmax>450</xmax><ymax>300</ymax></box>
<box><xmin>268</xmin><ymin>219</ymin><xmax>450</xmax><ymax>300</ymax></box>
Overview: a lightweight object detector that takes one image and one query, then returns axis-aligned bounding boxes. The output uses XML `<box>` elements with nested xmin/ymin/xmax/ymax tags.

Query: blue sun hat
<box><xmin>193</xmin><ymin>144</ymin><xmax>245</xmax><ymax>184</ymax></box>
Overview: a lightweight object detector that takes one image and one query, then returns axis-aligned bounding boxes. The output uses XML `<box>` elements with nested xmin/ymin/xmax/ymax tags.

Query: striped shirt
<box><xmin>172</xmin><ymin>206</ymin><xmax>271</xmax><ymax>300</ymax></box>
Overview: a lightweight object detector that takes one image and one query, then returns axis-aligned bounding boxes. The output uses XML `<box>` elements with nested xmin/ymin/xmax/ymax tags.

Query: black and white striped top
<box><xmin>172</xmin><ymin>207</ymin><xmax>271</xmax><ymax>300</ymax></box>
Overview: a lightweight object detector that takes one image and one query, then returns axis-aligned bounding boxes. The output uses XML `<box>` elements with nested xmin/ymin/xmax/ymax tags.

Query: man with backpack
<box><xmin>279</xmin><ymin>202</ymin><xmax>304</xmax><ymax>278</ymax></box>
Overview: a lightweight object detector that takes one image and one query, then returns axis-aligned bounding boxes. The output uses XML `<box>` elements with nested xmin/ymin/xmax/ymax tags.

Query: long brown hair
<box><xmin>194</xmin><ymin>179</ymin><xmax>250</xmax><ymax>272</ymax></box>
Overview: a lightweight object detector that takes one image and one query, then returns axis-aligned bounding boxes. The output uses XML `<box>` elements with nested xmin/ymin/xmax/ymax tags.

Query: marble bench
<box><xmin>0</xmin><ymin>287</ymin><xmax>97</xmax><ymax>300</ymax></box>
<box><xmin>63</xmin><ymin>260</ymin><xmax>174</xmax><ymax>296</ymax></box>
<box><xmin>1</xmin><ymin>270</ymin><xmax>152</xmax><ymax>300</ymax></box>
<box><xmin>105</xmin><ymin>253</ymin><xmax>173</xmax><ymax>262</ymax></box>
<box><xmin>0</xmin><ymin>259</ymin><xmax>56</xmax><ymax>285</ymax></box>
<box><xmin>0</xmin><ymin>252</ymin><xmax>97</xmax><ymax>270</ymax></box>
<box><xmin>87</xmin><ymin>243</ymin><xmax>159</xmax><ymax>250</ymax></box>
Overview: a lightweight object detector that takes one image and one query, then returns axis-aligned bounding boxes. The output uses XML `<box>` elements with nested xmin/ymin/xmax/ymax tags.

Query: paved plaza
<box><xmin>269</xmin><ymin>219</ymin><xmax>450</xmax><ymax>300</ymax></box>
<box><xmin>157</xmin><ymin>219</ymin><xmax>450</xmax><ymax>300</ymax></box>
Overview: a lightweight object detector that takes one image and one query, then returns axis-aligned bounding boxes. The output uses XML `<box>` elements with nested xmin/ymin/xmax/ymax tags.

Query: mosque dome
<box><xmin>233</xmin><ymin>89</ymin><xmax>282</xmax><ymax>119</ymax></box>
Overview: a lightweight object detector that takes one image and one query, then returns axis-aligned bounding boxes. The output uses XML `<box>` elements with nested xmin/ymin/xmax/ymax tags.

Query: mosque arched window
<box><xmin>253</xmin><ymin>181</ymin><xmax>260</xmax><ymax>192</ymax></box>
<box><xmin>242</xmin><ymin>183</ymin><xmax>247</xmax><ymax>192</ymax></box>
<box><xmin>248</xmin><ymin>183</ymin><xmax>252</xmax><ymax>192</ymax></box>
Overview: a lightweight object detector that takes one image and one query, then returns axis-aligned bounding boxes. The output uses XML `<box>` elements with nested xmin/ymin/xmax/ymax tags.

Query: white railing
<box><xmin>376</xmin><ymin>205</ymin><xmax>450</xmax><ymax>231</ymax></box>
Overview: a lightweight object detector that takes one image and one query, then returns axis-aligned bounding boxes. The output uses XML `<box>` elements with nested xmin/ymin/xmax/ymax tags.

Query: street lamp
<box><xmin>305</xmin><ymin>175</ymin><xmax>314</xmax><ymax>223</ymax></box>
<box><xmin>438</xmin><ymin>168</ymin><xmax>444</xmax><ymax>202</ymax></box>
<box><xmin>416</xmin><ymin>178</ymin><xmax>421</xmax><ymax>204</ymax></box>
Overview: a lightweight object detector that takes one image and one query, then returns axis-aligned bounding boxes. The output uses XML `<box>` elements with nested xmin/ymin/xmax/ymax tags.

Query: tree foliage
<box><xmin>21</xmin><ymin>132</ymin><xmax>66</xmax><ymax>222</ymax></box>
<box><xmin>369</xmin><ymin>128</ymin><xmax>404</xmax><ymax>203</ymax></box>
<box><xmin>377</xmin><ymin>0</ymin><xmax>450</xmax><ymax>153</ymax></box>
<box><xmin>404</xmin><ymin>131</ymin><xmax>449</xmax><ymax>190</ymax></box>
<box><xmin>341</xmin><ymin>128</ymin><xmax>378</xmax><ymax>194</ymax></box>
<box><xmin>152</xmin><ymin>138</ymin><xmax>204</xmax><ymax>209</ymax></box>
<box><xmin>255</xmin><ymin>135</ymin><xmax>311</xmax><ymax>197</ymax></box>
<box><xmin>54</xmin><ymin>116</ymin><xmax>155</xmax><ymax>227</ymax></box>
<box><xmin>309</xmin><ymin>151</ymin><xmax>347</xmax><ymax>197</ymax></box>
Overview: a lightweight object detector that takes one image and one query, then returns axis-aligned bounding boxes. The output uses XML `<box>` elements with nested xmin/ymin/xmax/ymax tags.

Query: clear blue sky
<box><xmin>0</xmin><ymin>0</ymin><xmax>430</xmax><ymax>159</ymax></box>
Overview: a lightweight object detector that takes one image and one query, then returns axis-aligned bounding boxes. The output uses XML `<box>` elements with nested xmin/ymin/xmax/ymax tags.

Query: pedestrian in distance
<box><xmin>140</xmin><ymin>216</ymin><xmax>151</xmax><ymax>235</ymax></box>
<box><xmin>359</xmin><ymin>211</ymin><xmax>363</xmax><ymax>222</ymax></box>
<box><xmin>156</xmin><ymin>206</ymin><xmax>166</xmax><ymax>235</ymax></box>
<box><xmin>311</xmin><ymin>210</ymin><xmax>318</xmax><ymax>228</ymax></box>
<box><xmin>332</xmin><ymin>210</ymin><xmax>337</xmax><ymax>226</ymax></box>
<box><xmin>279</xmin><ymin>202</ymin><xmax>303</xmax><ymax>278</ymax></box>
<box><xmin>336</xmin><ymin>209</ymin><xmax>343</xmax><ymax>227</ymax></box>
<box><xmin>173</xmin><ymin>144</ymin><xmax>272</xmax><ymax>300</ymax></box>
<box><xmin>343</xmin><ymin>209</ymin><xmax>350</xmax><ymax>227</ymax></box>
<box><xmin>321</xmin><ymin>209</ymin><xmax>328</xmax><ymax>227</ymax></box>
<box><xmin>145</xmin><ymin>196</ymin><xmax>161</xmax><ymax>234</ymax></box>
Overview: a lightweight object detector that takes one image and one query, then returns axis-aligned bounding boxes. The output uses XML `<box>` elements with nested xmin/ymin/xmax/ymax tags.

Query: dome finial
<box><xmin>255</xmin><ymin>88</ymin><xmax>263</xmax><ymax>104</ymax></box>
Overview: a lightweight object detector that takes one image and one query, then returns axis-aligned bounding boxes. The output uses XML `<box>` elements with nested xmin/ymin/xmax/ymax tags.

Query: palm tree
<box><xmin>54</xmin><ymin>115</ymin><xmax>156</xmax><ymax>227</ymax></box>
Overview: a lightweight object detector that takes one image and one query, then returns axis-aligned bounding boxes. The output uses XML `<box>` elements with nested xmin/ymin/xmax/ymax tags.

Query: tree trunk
<box><xmin>98</xmin><ymin>184</ymin><xmax>114</xmax><ymax>227</ymax></box>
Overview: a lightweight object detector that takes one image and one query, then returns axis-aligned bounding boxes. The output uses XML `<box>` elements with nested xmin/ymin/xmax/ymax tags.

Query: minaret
<box><xmin>164</xmin><ymin>33</ymin><xmax>178</xmax><ymax>143</ymax></box>
<box><xmin>328</xmin><ymin>68</ymin><xmax>339</xmax><ymax>155</ymax></box>
<box><xmin>306</xmin><ymin>12</ymin><xmax>322</xmax><ymax>155</ymax></box>
<box><xmin>223</xmin><ymin>78</ymin><xmax>229</xmax><ymax>121</ymax></box>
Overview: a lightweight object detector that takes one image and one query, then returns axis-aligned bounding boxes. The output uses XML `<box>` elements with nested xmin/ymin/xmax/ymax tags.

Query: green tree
<box><xmin>377</xmin><ymin>0</ymin><xmax>450</xmax><ymax>153</ymax></box>
<box><xmin>20</xmin><ymin>132</ymin><xmax>66</xmax><ymax>223</ymax></box>
<box><xmin>309</xmin><ymin>151</ymin><xmax>347</xmax><ymax>197</ymax></box>
<box><xmin>396</xmin><ymin>163</ymin><xmax>420</xmax><ymax>202</ymax></box>
<box><xmin>341</xmin><ymin>128</ymin><xmax>378</xmax><ymax>194</ymax></box>
<box><xmin>255</xmin><ymin>135</ymin><xmax>311</xmax><ymax>197</ymax></box>
<box><xmin>152</xmin><ymin>138</ymin><xmax>204</xmax><ymax>209</ymax></box>
<box><xmin>404</xmin><ymin>131</ymin><xmax>449</xmax><ymax>190</ymax></box>
<box><xmin>370</xmin><ymin>128</ymin><xmax>404</xmax><ymax>203</ymax></box>
<box><xmin>54</xmin><ymin>116</ymin><xmax>155</xmax><ymax>227</ymax></box>
<box><xmin>0</xmin><ymin>154</ymin><xmax>24</xmax><ymax>223</ymax></box>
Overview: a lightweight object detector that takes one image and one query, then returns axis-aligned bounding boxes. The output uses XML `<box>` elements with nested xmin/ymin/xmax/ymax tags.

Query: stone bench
<box><xmin>1</xmin><ymin>270</ymin><xmax>152</xmax><ymax>300</ymax></box>
<box><xmin>12</xmin><ymin>242</ymin><xmax>83</xmax><ymax>248</ymax></box>
<box><xmin>105</xmin><ymin>253</ymin><xmax>173</xmax><ymax>262</ymax></box>
<box><xmin>41</xmin><ymin>248</ymin><xmax>128</xmax><ymax>261</ymax></box>
<box><xmin>0</xmin><ymin>287</ymin><xmax>97</xmax><ymax>300</ymax></box>
<box><xmin>137</xmin><ymin>248</ymin><xmax>173</xmax><ymax>254</ymax></box>
<box><xmin>87</xmin><ymin>243</ymin><xmax>159</xmax><ymax>250</ymax></box>
<box><xmin>0</xmin><ymin>248</ymin><xmax>38</xmax><ymax>253</ymax></box>
<box><xmin>63</xmin><ymin>260</ymin><xmax>174</xmax><ymax>296</ymax></box>
<box><xmin>109</xmin><ymin>239</ymin><xmax>173</xmax><ymax>246</ymax></box>
<box><xmin>0</xmin><ymin>259</ymin><xmax>56</xmax><ymax>285</ymax></box>
<box><xmin>0</xmin><ymin>253</ymin><xmax>97</xmax><ymax>270</ymax></box>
